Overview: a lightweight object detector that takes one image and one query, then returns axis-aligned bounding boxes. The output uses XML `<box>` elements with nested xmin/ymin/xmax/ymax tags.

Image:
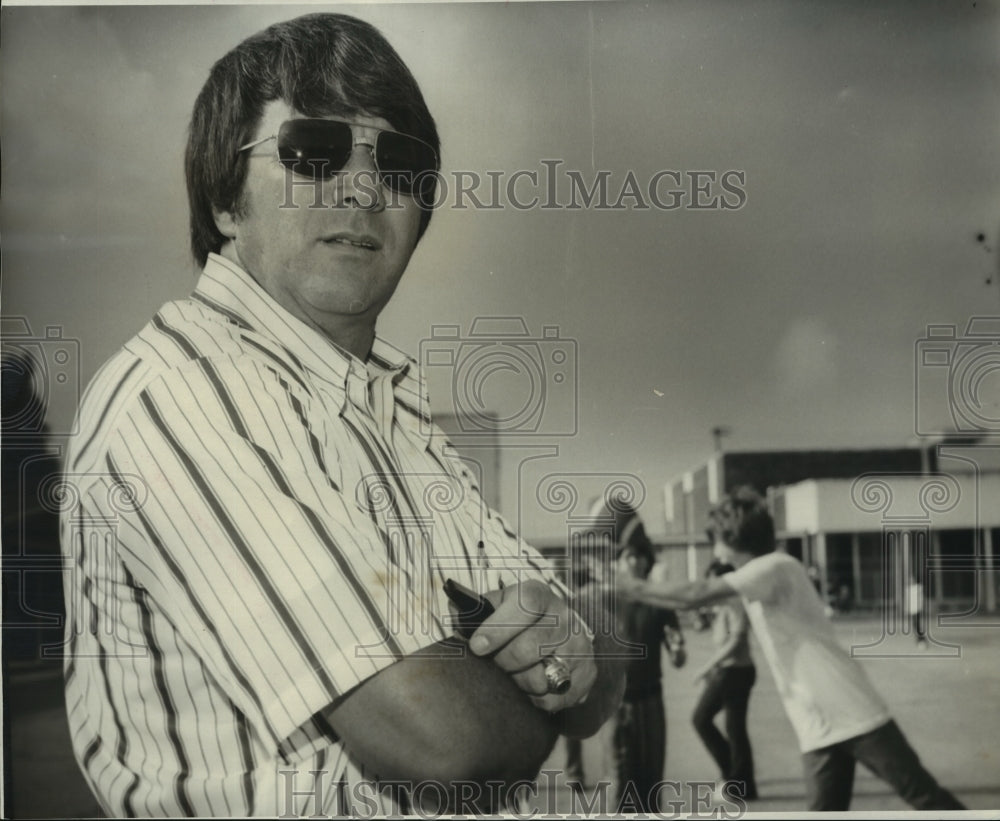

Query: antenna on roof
<box><xmin>711</xmin><ymin>425</ymin><xmax>732</xmax><ymax>453</ymax></box>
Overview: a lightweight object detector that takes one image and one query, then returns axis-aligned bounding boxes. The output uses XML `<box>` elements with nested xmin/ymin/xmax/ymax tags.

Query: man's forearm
<box><xmin>326</xmin><ymin>639</ymin><xmax>558</xmax><ymax>790</ymax></box>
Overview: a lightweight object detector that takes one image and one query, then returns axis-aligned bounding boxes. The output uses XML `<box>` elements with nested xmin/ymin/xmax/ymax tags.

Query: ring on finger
<box><xmin>542</xmin><ymin>654</ymin><xmax>571</xmax><ymax>695</ymax></box>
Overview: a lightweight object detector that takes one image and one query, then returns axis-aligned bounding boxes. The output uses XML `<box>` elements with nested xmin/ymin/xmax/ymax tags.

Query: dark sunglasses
<box><xmin>239</xmin><ymin>118</ymin><xmax>438</xmax><ymax>203</ymax></box>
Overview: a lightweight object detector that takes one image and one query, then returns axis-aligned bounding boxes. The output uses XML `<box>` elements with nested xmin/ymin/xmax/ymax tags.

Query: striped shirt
<box><xmin>60</xmin><ymin>254</ymin><xmax>565</xmax><ymax>817</ymax></box>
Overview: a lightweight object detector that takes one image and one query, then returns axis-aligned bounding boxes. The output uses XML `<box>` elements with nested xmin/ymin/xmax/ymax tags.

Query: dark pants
<box><xmin>611</xmin><ymin>691</ymin><xmax>665</xmax><ymax>813</ymax></box>
<box><xmin>802</xmin><ymin>719</ymin><xmax>965</xmax><ymax>811</ymax></box>
<box><xmin>692</xmin><ymin>665</ymin><xmax>757</xmax><ymax>798</ymax></box>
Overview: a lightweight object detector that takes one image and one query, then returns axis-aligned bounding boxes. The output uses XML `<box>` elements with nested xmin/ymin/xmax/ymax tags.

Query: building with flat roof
<box><xmin>661</xmin><ymin>445</ymin><xmax>1000</xmax><ymax>616</ymax></box>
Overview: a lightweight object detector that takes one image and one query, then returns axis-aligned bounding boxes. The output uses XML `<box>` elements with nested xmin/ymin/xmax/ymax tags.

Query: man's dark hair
<box><xmin>185</xmin><ymin>13</ymin><xmax>440</xmax><ymax>267</ymax></box>
<box><xmin>708</xmin><ymin>485</ymin><xmax>775</xmax><ymax>558</ymax></box>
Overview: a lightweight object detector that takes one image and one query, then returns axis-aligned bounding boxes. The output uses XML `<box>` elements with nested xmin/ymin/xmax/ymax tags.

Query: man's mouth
<box><xmin>323</xmin><ymin>233</ymin><xmax>379</xmax><ymax>250</ymax></box>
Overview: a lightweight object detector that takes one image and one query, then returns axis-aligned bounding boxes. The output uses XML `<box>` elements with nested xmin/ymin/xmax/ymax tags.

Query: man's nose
<box><xmin>331</xmin><ymin>142</ymin><xmax>385</xmax><ymax>211</ymax></box>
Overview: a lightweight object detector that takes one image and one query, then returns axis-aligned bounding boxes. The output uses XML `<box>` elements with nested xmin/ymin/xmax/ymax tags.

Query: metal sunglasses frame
<box><xmin>237</xmin><ymin>118</ymin><xmax>438</xmax><ymax>185</ymax></box>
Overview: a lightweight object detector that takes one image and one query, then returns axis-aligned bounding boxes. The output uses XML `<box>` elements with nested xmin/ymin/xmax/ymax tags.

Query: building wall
<box><xmin>665</xmin><ymin>448</ymin><xmax>927</xmax><ymax>536</ymax></box>
<box><xmin>664</xmin><ymin>447</ymin><xmax>1000</xmax><ymax>610</ymax></box>
<box><xmin>721</xmin><ymin>448</ymin><xmax>926</xmax><ymax>495</ymax></box>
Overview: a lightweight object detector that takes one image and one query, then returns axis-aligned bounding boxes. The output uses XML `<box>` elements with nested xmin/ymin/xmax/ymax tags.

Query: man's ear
<box><xmin>213</xmin><ymin>207</ymin><xmax>238</xmax><ymax>239</ymax></box>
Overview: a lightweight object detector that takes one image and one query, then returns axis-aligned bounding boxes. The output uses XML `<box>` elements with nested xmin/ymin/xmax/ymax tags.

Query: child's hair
<box><xmin>707</xmin><ymin>485</ymin><xmax>775</xmax><ymax>557</ymax></box>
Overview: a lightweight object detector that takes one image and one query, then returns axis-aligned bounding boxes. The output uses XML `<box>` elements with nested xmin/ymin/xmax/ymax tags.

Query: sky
<box><xmin>3</xmin><ymin>0</ymin><xmax>999</xmax><ymax>540</ymax></box>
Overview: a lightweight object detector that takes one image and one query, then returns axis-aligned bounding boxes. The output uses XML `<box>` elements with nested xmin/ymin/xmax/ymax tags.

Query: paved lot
<box><xmin>534</xmin><ymin>613</ymin><xmax>1000</xmax><ymax>816</ymax></box>
<box><xmin>6</xmin><ymin>614</ymin><xmax>999</xmax><ymax>818</ymax></box>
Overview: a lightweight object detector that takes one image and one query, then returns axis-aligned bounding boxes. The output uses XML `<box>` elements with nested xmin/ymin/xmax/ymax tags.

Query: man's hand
<box><xmin>467</xmin><ymin>580</ymin><xmax>597</xmax><ymax>714</ymax></box>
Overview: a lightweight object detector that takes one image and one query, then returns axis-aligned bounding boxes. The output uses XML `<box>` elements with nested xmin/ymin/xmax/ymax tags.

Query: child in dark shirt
<box><xmin>609</xmin><ymin>522</ymin><xmax>685</xmax><ymax>813</ymax></box>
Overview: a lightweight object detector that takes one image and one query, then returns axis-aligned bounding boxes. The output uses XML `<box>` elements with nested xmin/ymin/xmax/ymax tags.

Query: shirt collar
<box><xmin>194</xmin><ymin>254</ymin><xmax>432</xmax><ymax>426</ymax></box>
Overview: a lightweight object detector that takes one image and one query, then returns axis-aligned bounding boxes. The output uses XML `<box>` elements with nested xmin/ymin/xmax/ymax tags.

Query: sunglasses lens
<box><xmin>274</xmin><ymin>120</ymin><xmax>437</xmax><ymax>203</ymax></box>
<box><xmin>376</xmin><ymin>131</ymin><xmax>437</xmax><ymax>201</ymax></box>
<box><xmin>276</xmin><ymin>120</ymin><xmax>353</xmax><ymax>179</ymax></box>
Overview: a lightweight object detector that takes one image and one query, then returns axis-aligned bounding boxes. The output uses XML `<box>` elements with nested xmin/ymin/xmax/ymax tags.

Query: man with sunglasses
<box><xmin>61</xmin><ymin>13</ymin><xmax>623</xmax><ymax>818</ymax></box>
